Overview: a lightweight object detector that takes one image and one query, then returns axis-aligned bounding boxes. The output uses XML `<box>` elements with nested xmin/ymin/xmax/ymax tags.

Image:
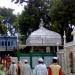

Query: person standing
<box><xmin>9</xmin><ymin>60</ymin><xmax>16</xmax><ymax>75</ymax></box>
<box><xmin>2</xmin><ymin>55</ymin><xmax>7</xmax><ymax>72</ymax></box>
<box><xmin>48</xmin><ymin>57</ymin><xmax>62</xmax><ymax>75</ymax></box>
<box><xmin>33</xmin><ymin>58</ymin><xmax>47</xmax><ymax>75</ymax></box>
<box><xmin>5</xmin><ymin>54</ymin><xmax>11</xmax><ymax>70</ymax></box>
<box><xmin>20</xmin><ymin>59</ymin><xmax>32</xmax><ymax>75</ymax></box>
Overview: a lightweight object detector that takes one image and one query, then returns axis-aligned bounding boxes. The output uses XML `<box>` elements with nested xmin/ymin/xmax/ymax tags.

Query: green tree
<box><xmin>0</xmin><ymin>16</ymin><xmax>7</xmax><ymax>34</ymax></box>
<box><xmin>13</xmin><ymin>0</ymin><xmax>51</xmax><ymax>39</ymax></box>
<box><xmin>49</xmin><ymin>0</ymin><xmax>75</xmax><ymax>42</ymax></box>
<box><xmin>0</xmin><ymin>7</ymin><xmax>16</xmax><ymax>35</ymax></box>
<box><xmin>0</xmin><ymin>7</ymin><xmax>16</xmax><ymax>23</ymax></box>
<box><xmin>48</xmin><ymin>0</ymin><xmax>64</xmax><ymax>39</ymax></box>
<box><xmin>12</xmin><ymin>0</ymin><xmax>75</xmax><ymax>42</ymax></box>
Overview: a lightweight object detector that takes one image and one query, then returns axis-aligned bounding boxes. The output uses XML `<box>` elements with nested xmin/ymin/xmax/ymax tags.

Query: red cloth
<box><xmin>4</xmin><ymin>56</ymin><xmax>11</xmax><ymax>70</ymax></box>
<box><xmin>48</xmin><ymin>67</ymin><xmax>52</xmax><ymax>75</ymax></box>
<box><xmin>59</xmin><ymin>68</ymin><xmax>62</xmax><ymax>75</ymax></box>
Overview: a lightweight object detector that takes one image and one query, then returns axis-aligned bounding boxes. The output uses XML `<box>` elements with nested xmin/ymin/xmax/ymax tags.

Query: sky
<box><xmin>0</xmin><ymin>0</ymin><xmax>24</xmax><ymax>15</ymax></box>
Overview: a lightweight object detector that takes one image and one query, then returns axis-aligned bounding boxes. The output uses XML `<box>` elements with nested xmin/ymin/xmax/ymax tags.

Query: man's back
<box><xmin>49</xmin><ymin>64</ymin><xmax>61</xmax><ymax>75</ymax></box>
<box><xmin>33</xmin><ymin>64</ymin><xmax>47</xmax><ymax>75</ymax></box>
<box><xmin>48</xmin><ymin>57</ymin><xmax>62</xmax><ymax>75</ymax></box>
<box><xmin>21</xmin><ymin>63</ymin><xmax>32</xmax><ymax>75</ymax></box>
<box><xmin>9</xmin><ymin>63</ymin><xmax>16</xmax><ymax>75</ymax></box>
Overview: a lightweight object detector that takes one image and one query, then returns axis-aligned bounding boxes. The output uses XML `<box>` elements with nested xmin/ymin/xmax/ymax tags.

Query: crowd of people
<box><xmin>0</xmin><ymin>56</ymin><xmax>63</xmax><ymax>75</ymax></box>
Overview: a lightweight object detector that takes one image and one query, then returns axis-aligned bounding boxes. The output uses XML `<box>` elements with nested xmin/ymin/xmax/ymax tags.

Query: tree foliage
<box><xmin>14</xmin><ymin>0</ymin><xmax>51</xmax><ymax>39</ymax></box>
<box><xmin>0</xmin><ymin>7</ymin><xmax>16</xmax><ymax>35</ymax></box>
<box><xmin>12</xmin><ymin>0</ymin><xmax>75</xmax><ymax>42</ymax></box>
<box><xmin>0</xmin><ymin>16</ymin><xmax>7</xmax><ymax>34</ymax></box>
<box><xmin>0</xmin><ymin>7</ymin><xmax>16</xmax><ymax>23</ymax></box>
<box><xmin>49</xmin><ymin>0</ymin><xmax>75</xmax><ymax>42</ymax></box>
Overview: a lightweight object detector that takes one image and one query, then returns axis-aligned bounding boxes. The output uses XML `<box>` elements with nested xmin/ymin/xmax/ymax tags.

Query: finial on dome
<box><xmin>39</xmin><ymin>18</ymin><xmax>44</xmax><ymax>28</ymax></box>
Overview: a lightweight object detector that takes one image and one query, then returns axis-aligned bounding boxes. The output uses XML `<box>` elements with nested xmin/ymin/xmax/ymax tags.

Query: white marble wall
<box><xmin>58</xmin><ymin>45</ymin><xmax>75</xmax><ymax>75</ymax></box>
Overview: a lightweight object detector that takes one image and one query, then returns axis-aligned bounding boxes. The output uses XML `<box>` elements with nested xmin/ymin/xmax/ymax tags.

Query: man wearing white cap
<box><xmin>9</xmin><ymin>60</ymin><xmax>16</xmax><ymax>75</ymax></box>
<box><xmin>20</xmin><ymin>59</ymin><xmax>32</xmax><ymax>75</ymax></box>
<box><xmin>33</xmin><ymin>58</ymin><xmax>47</xmax><ymax>75</ymax></box>
<box><xmin>48</xmin><ymin>57</ymin><xmax>62</xmax><ymax>75</ymax></box>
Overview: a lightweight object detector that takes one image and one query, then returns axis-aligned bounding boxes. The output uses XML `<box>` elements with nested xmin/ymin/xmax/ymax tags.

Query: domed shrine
<box><xmin>26</xmin><ymin>19</ymin><xmax>61</xmax><ymax>53</ymax></box>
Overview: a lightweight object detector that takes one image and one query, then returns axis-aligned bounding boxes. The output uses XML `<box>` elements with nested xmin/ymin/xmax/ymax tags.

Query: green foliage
<box><xmin>13</xmin><ymin>0</ymin><xmax>75</xmax><ymax>42</ymax></box>
<box><xmin>14</xmin><ymin>0</ymin><xmax>51</xmax><ymax>39</ymax></box>
<box><xmin>0</xmin><ymin>7</ymin><xmax>16</xmax><ymax>35</ymax></box>
<box><xmin>0</xmin><ymin>23</ymin><xmax>7</xmax><ymax>34</ymax></box>
<box><xmin>48</xmin><ymin>0</ymin><xmax>64</xmax><ymax>38</ymax></box>
<box><xmin>0</xmin><ymin>15</ymin><xmax>7</xmax><ymax>34</ymax></box>
<box><xmin>0</xmin><ymin>7</ymin><xmax>16</xmax><ymax>23</ymax></box>
<box><xmin>17</xmin><ymin>10</ymin><xmax>39</xmax><ymax>36</ymax></box>
<box><xmin>48</xmin><ymin>0</ymin><xmax>75</xmax><ymax>42</ymax></box>
<box><xmin>0</xmin><ymin>16</ymin><xmax>4</xmax><ymax>21</ymax></box>
<box><xmin>62</xmin><ymin>0</ymin><xmax>75</xmax><ymax>23</ymax></box>
<box><xmin>49</xmin><ymin>0</ymin><xmax>63</xmax><ymax>20</ymax></box>
<box><xmin>50</xmin><ymin>0</ymin><xmax>75</xmax><ymax>25</ymax></box>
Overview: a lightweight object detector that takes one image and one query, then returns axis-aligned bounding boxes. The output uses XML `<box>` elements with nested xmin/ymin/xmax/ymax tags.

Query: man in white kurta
<box><xmin>9</xmin><ymin>61</ymin><xmax>16</xmax><ymax>75</ymax></box>
<box><xmin>20</xmin><ymin>59</ymin><xmax>32</xmax><ymax>75</ymax></box>
<box><xmin>33</xmin><ymin>58</ymin><xmax>47</xmax><ymax>75</ymax></box>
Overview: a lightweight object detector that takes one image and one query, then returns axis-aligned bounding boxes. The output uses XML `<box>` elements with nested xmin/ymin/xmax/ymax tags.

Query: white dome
<box><xmin>29</xmin><ymin>26</ymin><xmax>61</xmax><ymax>39</ymax></box>
<box><xmin>26</xmin><ymin>19</ymin><xmax>61</xmax><ymax>46</ymax></box>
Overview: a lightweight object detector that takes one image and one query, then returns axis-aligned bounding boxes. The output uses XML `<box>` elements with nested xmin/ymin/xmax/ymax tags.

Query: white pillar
<box><xmin>63</xmin><ymin>31</ymin><xmax>68</xmax><ymax>74</ymax></box>
<box><xmin>56</xmin><ymin>42</ymin><xmax>59</xmax><ymax>60</ymax></box>
<box><xmin>71</xmin><ymin>27</ymin><xmax>75</xmax><ymax>42</ymax></box>
<box><xmin>56</xmin><ymin>42</ymin><xmax>59</xmax><ymax>52</ymax></box>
